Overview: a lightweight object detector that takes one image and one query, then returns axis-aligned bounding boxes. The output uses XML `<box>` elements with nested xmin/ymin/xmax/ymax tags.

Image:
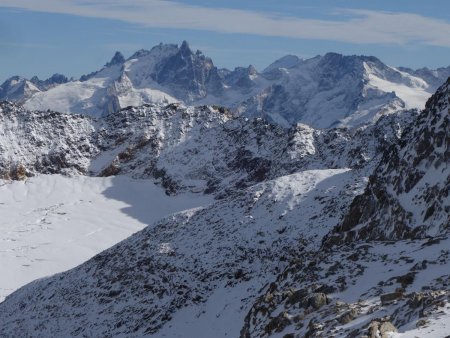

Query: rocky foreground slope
<box><xmin>0</xmin><ymin>77</ymin><xmax>448</xmax><ymax>337</ymax></box>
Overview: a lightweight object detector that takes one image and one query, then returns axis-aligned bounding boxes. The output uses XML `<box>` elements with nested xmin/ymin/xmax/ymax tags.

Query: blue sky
<box><xmin>1</xmin><ymin>0</ymin><xmax>450</xmax><ymax>82</ymax></box>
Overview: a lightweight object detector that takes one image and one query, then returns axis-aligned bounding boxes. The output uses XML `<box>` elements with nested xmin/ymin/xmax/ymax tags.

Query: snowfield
<box><xmin>0</xmin><ymin>175</ymin><xmax>212</xmax><ymax>302</ymax></box>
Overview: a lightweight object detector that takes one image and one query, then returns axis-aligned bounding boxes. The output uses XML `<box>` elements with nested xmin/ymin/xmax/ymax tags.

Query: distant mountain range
<box><xmin>1</xmin><ymin>41</ymin><xmax>449</xmax><ymax>128</ymax></box>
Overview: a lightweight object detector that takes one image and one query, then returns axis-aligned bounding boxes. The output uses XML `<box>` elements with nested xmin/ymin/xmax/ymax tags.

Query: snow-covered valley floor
<box><xmin>0</xmin><ymin>174</ymin><xmax>212</xmax><ymax>302</ymax></box>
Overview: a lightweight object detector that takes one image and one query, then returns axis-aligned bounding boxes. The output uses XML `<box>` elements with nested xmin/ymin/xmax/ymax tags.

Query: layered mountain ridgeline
<box><xmin>0</xmin><ymin>78</ymin><xmax>448</xmax><ymax>337</ymax></box>
<box><xmin>0</xmin><ymin>44</ymin><xmax>448</xmax><ymax>337</ymax></box>
<box><xmin>0</xmin><ymin>74</ymin><xmax>69</xmax><ymax>103</ymax></box>
<box><xmin>0</xmin><ymin>97</ymin><xmax>376</xmax><ymax>337</ymax></box>
<box><xmin>2</xmin><ymin>41</ymin><xmax>448</xmax><ymax>128</ymax></box>
<box><xmin>0</xmin><ymin>100</ymin><xmax>416</xmax><ymax>195</ymax></box>
<box><xmin>241</xmin><ymin>78</ymin><xmax>450</xmax><ymax>337</ymax></box>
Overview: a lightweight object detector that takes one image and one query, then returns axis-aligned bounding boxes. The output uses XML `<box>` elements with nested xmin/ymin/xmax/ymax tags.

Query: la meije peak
<box><xmin>2</xmin><ymin>41</ymin><xmax>449</xmax><ymax>128</ymax></box>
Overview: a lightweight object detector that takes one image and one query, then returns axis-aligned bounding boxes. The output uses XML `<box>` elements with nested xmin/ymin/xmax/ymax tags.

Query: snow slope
<box><xmin>364</xmin><ymin>62</ymin><xmax>431</xmax><ymax>110</ymax></box>
<box><xmin>0</xmin><ymin>175</ymin><xmax>212</xmax><ymax>302</ymax></box>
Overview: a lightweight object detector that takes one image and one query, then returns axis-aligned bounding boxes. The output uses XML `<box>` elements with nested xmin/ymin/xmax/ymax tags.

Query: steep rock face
<box><xmin>104</xmin><ymin>51</ymin><xmax>126</xmax><ymax>68</ymax></box>
<box><xmin>326</xmin><ymin>77</ymin><xmax>449</xmax><ymax>243</ymax></box>
<box><xmin>116</xmin><ymin>41</ymin><xmax>224</xmax><ymax>103</ymax></box>
<box><xmin>152</xmin><ymin>41</ymin><xmax>224</xmax><ymax>101</ymax></box>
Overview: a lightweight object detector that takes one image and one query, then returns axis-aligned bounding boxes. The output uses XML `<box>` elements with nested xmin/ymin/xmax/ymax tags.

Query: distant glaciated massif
<box><xmin>2</xmin><ymin>41</ymin><xmax>449</xmax><ymax>128</ymax></box>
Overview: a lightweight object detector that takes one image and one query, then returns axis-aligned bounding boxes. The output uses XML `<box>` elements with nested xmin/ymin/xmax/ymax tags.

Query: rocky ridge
<box><xmin>0</xmin><ymin>100</ymin><xmax>415</xmax><ymax>196</ymax></box>
<box><xmin>328</xmin><ymin>76</ymin><xmax>450</xmax><ymax>243</ymax></box>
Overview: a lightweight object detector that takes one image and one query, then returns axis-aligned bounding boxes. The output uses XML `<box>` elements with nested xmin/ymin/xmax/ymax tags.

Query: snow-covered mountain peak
<box><xmin>0</xmin><ymin>76</ymin><xmax>41</xmax><ymax>103</ymax></box>
<box><xmin>263</xmin><ymin>54</ymin><xmax>303</xmax><ymax>72</ymax></box>
<box><xmin>105</xmin><ymin>51</ymin><xmax>125</xmax><ymax>68</ymax></box>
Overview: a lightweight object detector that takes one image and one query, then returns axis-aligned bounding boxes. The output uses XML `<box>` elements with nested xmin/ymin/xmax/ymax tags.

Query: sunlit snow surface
<box><xmin>0</xmin><ymin>175</ymin><xmax>212</xmax><ymax>302</ymax></box>
<box><xmin>364</xmin><ymin>63</ymin><xmax>431</xmax><ymax>110</ymax></box>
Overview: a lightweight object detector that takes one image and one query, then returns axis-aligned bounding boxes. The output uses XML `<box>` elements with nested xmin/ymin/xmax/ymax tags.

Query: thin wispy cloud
<box><xmin>0</xmin><ymin>42</ymin><xmax>56</xmax><ymax>49</ymax></box>
<box><xmin>1</xmin><ymin>0</ymin><xmax>450</xmax><ymax>47</ymax></box>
